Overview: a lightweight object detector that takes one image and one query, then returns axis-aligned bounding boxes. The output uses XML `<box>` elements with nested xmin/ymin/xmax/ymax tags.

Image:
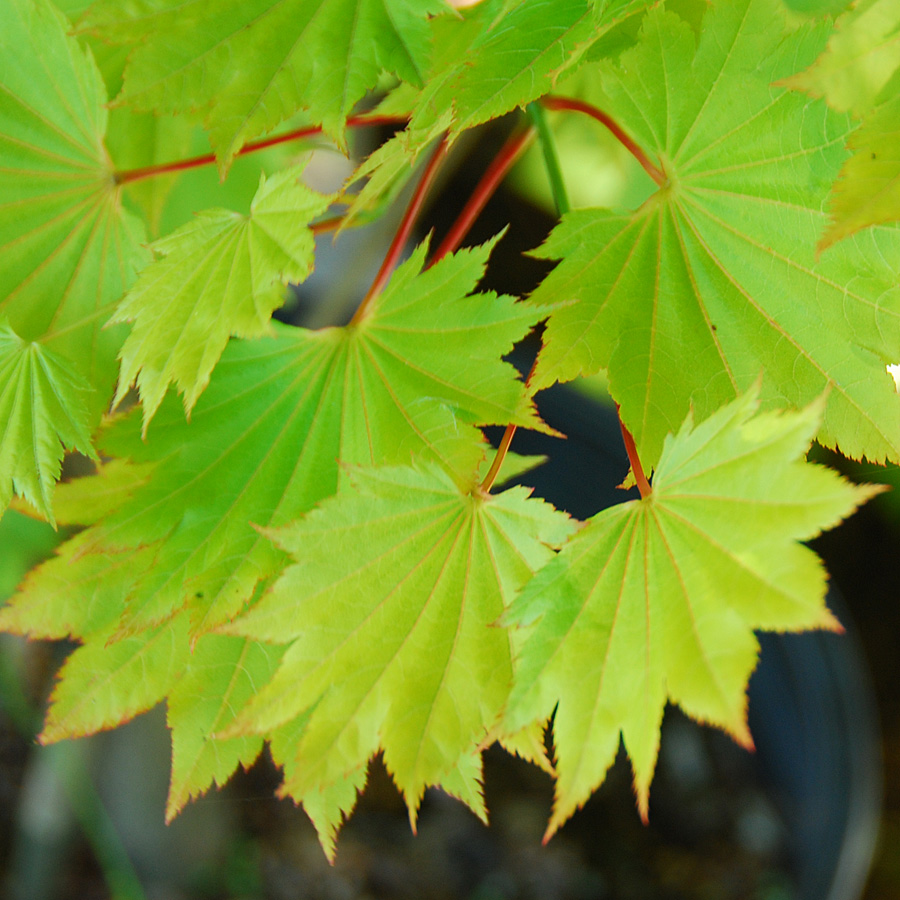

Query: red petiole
<box><xmin>540</xmin><ymin>95</ymin><xmax>666</xmax><ymax>187</ymax></box>
<box><xmin>112</xmin><ymin>114</ymin><xmax>409</xmax><ymax>185</ymax></box>
<box><xmin>616</xmin><ymin>409</ymin><xmax>652</xmax><ymax>498</ymax></box>
<box><xmin>429</xmin><ymin>125</ymin><xmax>536</xmax><ymax>266</ymax></box>
<box><xmin>350</xmin><ymin>135</ymin><xmax>449</xmax><ymax>325</ymax></box>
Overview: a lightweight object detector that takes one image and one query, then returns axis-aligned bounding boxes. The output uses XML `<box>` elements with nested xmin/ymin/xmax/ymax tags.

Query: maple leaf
<box><xmin>0</xmin><ymin>322</ymin><xmax>98</xmax><ymax>523</ymax></box>
<box><xmin>78</xmin><ymin>0</ymin><xmax>449</xmax><ymax>169</ymax></box>
<box><xmin>111</xmin><ymin>164</ymin><xmax>332</xmax><ymax>429</ymax></box>
<box><xmin>32</xmin><ymin>606</ymin><xmax>286</xmax><ymax>822</ymax></box>
<box><xmin>784</xmin><ymin>1</ymin><xmax>900</xmax><ymax>246</ymax></box>
<box><xmin>502</xmin><ymin>387</ymin><xmax>880</xmax><ymax>837</ymax></box>
<box><xmin>786</xmin><ymin>0</ymin><xmax>900</xmax><ymax>115</ymax></box>
<box><xmin>166</xmin><ymin>635</ymin><xmax>285</xmax><ymax>822</ymax></box>
<box><xmin>40</xmin><ymin>613</ymin><xmax>192</xmax><ymax>745</ymax></box>
<box><xmin>528</xmin><ymin>0</ymin><xmax>900</xmax><ymax>466</ymax></box>
<box><xmin>221</xmin><ymin>462</ymin><xmax>574</xmax><ymax>851</ymax></box>
<box><xmin>3</xmin><ymin>238</ymin><xmax>545</xmax><ymax>643</ymax></box>
<box><xmin>0</xmin><ymin>0</ymin><xmax>149</xmax><ymax>516</ymax></box>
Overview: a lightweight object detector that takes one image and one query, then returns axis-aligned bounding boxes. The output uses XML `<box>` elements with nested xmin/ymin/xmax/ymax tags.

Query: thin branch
<box><xmin>527</xmin><ymin>101</ymin><xmax>570</xmax><ymax>216</ymax></box>
<box><xmin>429</xmin><ymin>125</ymin><xmax>535</xmax><ymax>266</ymax></box>
<box><xmin>113</xmin><ymin>114</ymin><xmax>409</xmax><ymax>186</ymax></box>
<box><xmin>350</xmin><ymin>135</ymin><xmax>449</xmax><ymax>325</ymax></box>
<box><xmin>540</xmin><ymin>95</ymin><xmax>666</xmax><ymax>187</ymax></box>
<box><xmin>616</xmin><ymin>408</ymin><xmax>652</xmax><ymax>499</ymax></box>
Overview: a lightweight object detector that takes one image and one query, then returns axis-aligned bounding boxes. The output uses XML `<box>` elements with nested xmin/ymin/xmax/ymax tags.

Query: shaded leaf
<box><xmin>80</xmin><ymin>0</ymin><xmax>449</xmax><ymax>169</ymax></box>
<box><xmin>0</xmin><ymin>322</ymin><xmax>97</xmax><ymax>522</ymax></box>
<box><xmin>0</xmin><ymin>0</ymin><xmax>149</xmax><ymax>513</ymax></box>
<box><xmin>529</xmin><ymin>0</ymin><xmax>900</xmax><ymax>466</ymax></box>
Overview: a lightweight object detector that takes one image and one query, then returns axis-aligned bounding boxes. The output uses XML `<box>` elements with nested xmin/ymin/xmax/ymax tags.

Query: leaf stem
<box><xmin>540</xmin><ymin>95</ymin><xmax>666</xmax><ymax>187</ymax></box>
<box><xmin>527</xmin><ymin>102</ymin><xmax>570</xmax><ymax>217</ymax></box>
<box><xmin>113</xmin><ymin>114</ymin><xmax>410</xmax><ymax>186</ymax></box>
<box><xmin>429</xmin><ymin>125</ymin><xmax>535</xmax><ymax>266</ymax></box>
<box><xmin>617</xmin><ymin>408</ymin><xmax>651</xmax><ymax>499</ymax></box>
<box><xmin>480</xmin><ymin>356</ymin><xmax>539</xmax><ymax>494</ymax></box>
<box><xmin>350</xmin><ymin>135</ymin><xmax>449</xmax><ymax>325</ymax></box>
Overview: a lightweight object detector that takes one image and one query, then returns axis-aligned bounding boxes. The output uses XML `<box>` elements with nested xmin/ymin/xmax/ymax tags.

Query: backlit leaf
<box><xmin>502</xmin><ymin>388</ymin><xmax>879</xmax><ymax>836</ymax></box>
<box><xmin>223</xmin><ymin>462</ymin><xmax>574</xmax><ymax>839</ymax></box>
<box><xmin>111</xmin><ymin>164</ymin><xmax>332</xmax><ymax>428</ymax></box>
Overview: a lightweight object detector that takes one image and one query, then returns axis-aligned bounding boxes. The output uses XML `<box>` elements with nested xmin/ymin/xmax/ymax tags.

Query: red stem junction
<box><xmin>112</xmin><ymin>97</ymin><xmax>660</xmax><ymax>497</ymax></box>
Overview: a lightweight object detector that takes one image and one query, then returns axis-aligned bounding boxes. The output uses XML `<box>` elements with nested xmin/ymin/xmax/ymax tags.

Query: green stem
<box><xmin>527</xmin><ymin>102</ymin><xmax>570</xmax><ymax>217</ymax></box>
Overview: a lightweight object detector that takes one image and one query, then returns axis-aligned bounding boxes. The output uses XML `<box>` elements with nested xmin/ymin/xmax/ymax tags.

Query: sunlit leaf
<box><xmin>223</xmin><ymin>462</ymin><xmax>574</xmax><ymax>840</ymax></box>
<box><xmin>503</xmin><ymin>388</ymin><xmax>880</xmax><ymax>836</ymax></box>
<box><xmin>111</xmin><ymin>164</ymin><xmax>332</xmax><ymax>428</ymax></box>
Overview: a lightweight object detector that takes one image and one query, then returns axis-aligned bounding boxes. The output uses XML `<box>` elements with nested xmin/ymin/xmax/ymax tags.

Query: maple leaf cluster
<box><xmin>0</xmin><ymin>0</ymin><xmax>894</xmax><ymax>856</ymax></box>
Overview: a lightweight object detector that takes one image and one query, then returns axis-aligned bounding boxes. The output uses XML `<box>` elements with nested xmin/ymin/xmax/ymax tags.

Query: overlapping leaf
<box><xmin>0</xmin><ymin>0</ymin><xmax>149</xmax><ymax>517</ymax></box>
<box><xmin>34</xmin><ymin>604</ymin><xmax>286</xmax><ymax>823</ymax></box>
<box><xmin>222</xmin><ymin>462</ymin><xmax>574</xmax><ymax>851</ymax></box>
<box><xmin>787</xmin><ymin>0</ymin><xmax>900</xmax><ymax>114</ymax></box>
<box><xmin>502</xmin><ymin>388</ymin><xmax>879</xmax><ymax>836</ymax></box>
<box><xmin>786</xmin><ymin>0</ymin><xmax>900</xmax><ymax>245</ymax></box>
<box><xmin>0</xmin><ymin>322</ymin><xmax>97</xmax><ymax>522</ymax></box>
<box><xmin>78</xmin><ymin>0</ymin><xmax>448</xmax><ymax>168</ymax></box>
<box><xmin>815</xmin><ymin>87</ymin><xmax>900</xmax><ymax>248</ymax></box>
<box><xmin>529</xmin><ymin>0</ymin><xmax>900</xmax><ymax>467</ymax></box>
<box><xmin>3</xmin><ymin>239</ymin><xmax>545</xmax><ymax>643</ymax></box>
<box><xmin>352</xmin><ymin>0</ymin><xmax>652</xmax><ymax>215</ymax></box>
<box><xmin>111</xmin><ymin>164</ymin><xmax>332</xmax><ymax>429</ymax></box>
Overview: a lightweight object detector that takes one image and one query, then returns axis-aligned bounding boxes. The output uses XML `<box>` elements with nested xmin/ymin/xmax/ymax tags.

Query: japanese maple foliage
<box><xmin>0</xmin><ymin>0</ymin><xmax>893</xmax><ymax>857</ymax></box>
